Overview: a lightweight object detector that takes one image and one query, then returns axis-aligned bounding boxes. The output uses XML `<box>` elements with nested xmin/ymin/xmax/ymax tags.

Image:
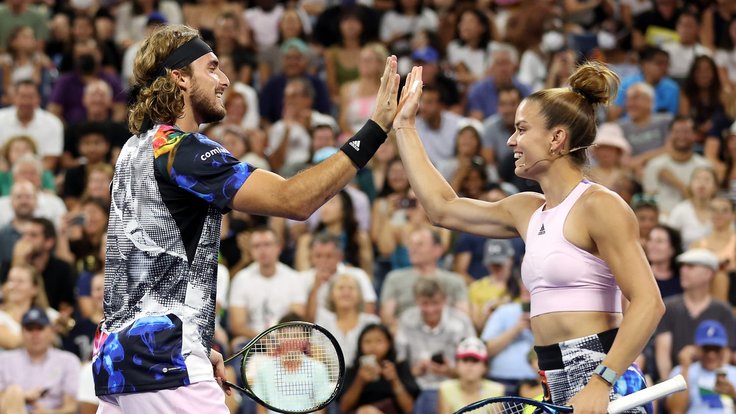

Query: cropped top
<box><xmin>521</xmin><ymin>180</ymin><xmax>622</xmax><ymax>317</ymax></box>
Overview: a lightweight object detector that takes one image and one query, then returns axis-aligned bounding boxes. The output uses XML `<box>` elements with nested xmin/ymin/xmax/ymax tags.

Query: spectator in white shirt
<box><xmin>0</xmin><ymin>80</ymin><xmax>63</xmax><ymax>171</ymax></box>
<box><xmin>228</xmin><ymin>227</ymin><xmax>307</xmax><ymax>348</ymax></box>
<box><xmin>661</xmin><ymin>12</ymin><xmax>712</xmax><ymax>83</ymax></box>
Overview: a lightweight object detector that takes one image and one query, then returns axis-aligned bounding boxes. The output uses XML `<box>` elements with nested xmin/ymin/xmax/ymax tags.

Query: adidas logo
<box><xmin>538</xmin><ymin>224</ymin><xmax>546</xmax><ymax>235</ymax></box>
<box><xmin>349</xmin><ymin>141</ymin><xmax>361</xmax><ymax>151</ymax></box>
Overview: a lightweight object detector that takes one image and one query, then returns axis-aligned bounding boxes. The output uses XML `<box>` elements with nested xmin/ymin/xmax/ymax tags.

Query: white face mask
<box><xmin>540</xmin><ymin>31</ymin><xmax>565</xmax><ymax>53</ymax></box>
<box><xmin>597</xmin><ymin>31</ymin><xmax>616</xmax><ymax>50</ymax></box>
<box><xmin>71</xmin><ymin>0</ymin><xmax>95</xmax><ymax>9</ymax></box>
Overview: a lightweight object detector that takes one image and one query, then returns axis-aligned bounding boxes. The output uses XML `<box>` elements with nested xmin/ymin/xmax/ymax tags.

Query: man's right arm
<box><xmin>230</xmin><ymin>56</ymin><xmax>400</xmax><ymax>219</ymax></box>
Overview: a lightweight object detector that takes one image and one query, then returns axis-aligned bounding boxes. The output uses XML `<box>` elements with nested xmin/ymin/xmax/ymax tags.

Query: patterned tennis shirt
<box><xmin>92</xmin><ymin>125</ymin><xmax>254</xmax><ymax>395</ymax></box>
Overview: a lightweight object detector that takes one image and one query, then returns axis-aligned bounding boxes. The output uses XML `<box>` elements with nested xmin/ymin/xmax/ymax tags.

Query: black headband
<box><xmin>127</xmin><ymin>37</ymin><xmax>213</xmax><ymax>131</ymax></box>
<box><xmin>153</xmin><ymin>37</ymin><xmax>212</xmax><ymax>81</ymax></box>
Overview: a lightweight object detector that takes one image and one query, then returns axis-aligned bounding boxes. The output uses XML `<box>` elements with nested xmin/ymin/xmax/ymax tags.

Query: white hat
<box><xmin>456</xmin><ymin>337</ymin><xmax>488</xmax><ymax>361</ymax></box>
<box><xmin>594</xmin><ymin>123</ymin><xmax>631</xmax><ymax>155</ymax></box>
<box><xmin>676</xmin><ymin>249</ymin><xmax>719</xmax><ymax>271</ymax></box>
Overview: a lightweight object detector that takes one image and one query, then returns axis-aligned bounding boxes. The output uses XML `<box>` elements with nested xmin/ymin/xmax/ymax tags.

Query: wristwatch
<box><xmin>593</xmin><ymin>364</ymin><xmax>620</xmax><ymax>386</ymax></box>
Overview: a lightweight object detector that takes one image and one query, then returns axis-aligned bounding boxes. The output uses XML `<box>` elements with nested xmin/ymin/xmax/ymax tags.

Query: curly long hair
<box><xmin>128</xmin><ymin>24</ymin><xmax>200</xmax><ymax>134</ymax></box>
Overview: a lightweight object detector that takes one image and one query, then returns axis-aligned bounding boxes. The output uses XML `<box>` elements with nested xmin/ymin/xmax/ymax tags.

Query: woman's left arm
<box><xmin>590</xmin><ymin>190</ymin><xmax>665</xmax><ymax>370</ymax></box>
<box><xmin>569</xmin><ymin>189</ymin><xmax>665</xmax><ymax>411</ymax></box>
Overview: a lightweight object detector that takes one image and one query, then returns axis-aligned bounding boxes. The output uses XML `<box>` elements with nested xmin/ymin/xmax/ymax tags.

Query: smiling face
<box><xmin>507</xmin><ymin>99</ymin><xmax>555</xmax><ymax>179</ymax></box>
<box><xmin>187</xmin><ymin>52</ymin><xmax>230</xmax><ymax>124</ymax></box>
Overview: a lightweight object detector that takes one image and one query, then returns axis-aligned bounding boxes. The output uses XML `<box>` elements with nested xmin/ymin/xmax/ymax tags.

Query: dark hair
<box><xmin>377</xmin><ymin>157</ymin><xmax>408</xmax><ymax>199</ymax></box>
<box><xmin>648</xmin><ymin>224</ymin><xmax>683</xmax><ymax>272</ymax></box>
<box><xmin>682</xmin><ymin>55</ymin><xmax>723</xmax><ymax>124</ymax></box>
<box><xmin>454</xmin><ymin>6</ymin><xmax>491</xmax><ymax>49</ymax></box>
<box><xmin>497</xmin><ymin>84</ymin><xmax>523</xmax><ymax>101</ymax></box>
<box><xmin>525</xmin><ymin>61</ymin><xmax>619</xmax><ymax>166</ymax></box>
<box><xmin>6</xmin><ymin>25</ymin><xmax>33</xmax><ymax>60</ymax></box>
<box><xmin>453</xmin><ymin>125</ymin><xmax>482</xmax><ymax>156</ymax></box>
<box><xmin>77</xmin><ymin>122</ymin><xmax>112</xmax><ymax>144</ymax></box>
<box><xmin>315</xmin><ymin>190</ymin><xmax>360</xmax><ymax>268</ymax></box>
<box><xmin>459</xmin><ymin>162</ymin><xmax>488</xmax><ymax>198</ymax></box>
<box><xmin>250</xmin><ymin>225</ymin><xmax>281</xmax><ymax>245</ymax></box>
<box><xmin>81</xmin><ymin>196</ymin><xmax>111</xmax><ymax>215</ymax></box>
<box><xmin>668</xmin><ymin>115</ymin><xmax>694</xmax><ymax>131</ymax></box>
<box><xmin>132</xmin><ymin>0</ymin><xmax>161</xmax><ymax>16</ymax></box>
<box><xmin>639</xmin><ymin>46</ymin><xmax>668</xmax><ymax>63</ymax></box>
<box><xmin>395</xmin><ymin>0</ymin><xmax>424</xmax><ymax>15</ymax></box>
<box><xmin>338</xmin><ymin>6</ymin><xmax>367</xmax><ymax>46</ymax></box>
<box><xmin>353</xmin><ymin>323</ymin><xmax>397</xmax><ymax>366</ymax></box>
<box><xmin>286</xmin><ymin>77</ymin><xmax>316</xmax><ymax>100</ymax></box>
<box><xmin>13</xmin><ymin>79</ymin><xmax>38</xmax><ymax>93</ymax></box>
<box><xmin>310</xmin><ymin>232</ymin><xmax>343</xmax><ymax>251</ymax></box>
<box><xmin>29</xmin><ymin>217</ymin><xmax>56</xmax><ymax>241</ymax></box>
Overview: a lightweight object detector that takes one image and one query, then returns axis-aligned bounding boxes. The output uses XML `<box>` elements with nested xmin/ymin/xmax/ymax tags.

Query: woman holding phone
<box><xmin>393</xmin><ymin>63</ymin><xmax>664</xmax><ymax>413</ymax></box>
<box><xmin>339</xmin><ymin>324</ymin><xmax>419</xmax><ymax>414</ymax></box>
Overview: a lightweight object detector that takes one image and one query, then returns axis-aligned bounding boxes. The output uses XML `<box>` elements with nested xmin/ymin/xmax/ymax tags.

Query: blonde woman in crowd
<box><xmin>339</xmin><ymin>43</ymin><xmax>388</xmax><ymax>139</ymax></box>
<box><xmin>0</xmin><ymin>265</ymin><xmax>56</xmax><ymax>350</ymax></box>
<box><xmin>0</xmin><ymin>135</ymin><xmax>56</xmax><ymax>196</ymax></box>
<box><xmin>315</xmin><ymin>274</ymin><xmax>380</xmax><ymax>368</ymax></box>
<box><xmin>667</xmin><ymin>166</ymin><xmax>719</xmax><ymax>249</ymax></box>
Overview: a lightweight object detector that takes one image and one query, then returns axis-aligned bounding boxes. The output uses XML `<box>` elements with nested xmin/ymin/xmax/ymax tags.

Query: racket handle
<box><xmin>607</xmin><ymin>375</ymin><xmax>687</xmax><ymax>414</ymax></box>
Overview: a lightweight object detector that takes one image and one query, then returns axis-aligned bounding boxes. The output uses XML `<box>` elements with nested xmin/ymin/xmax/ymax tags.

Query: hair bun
<box><xmin>568</xmin><ymin>61</ymin><xmax>620</xmax><ymax>107</ymax></box>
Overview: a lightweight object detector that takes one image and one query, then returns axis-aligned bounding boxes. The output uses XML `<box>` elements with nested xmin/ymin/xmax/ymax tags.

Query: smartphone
<box><xmin>71</xmin><ymin>215</ymin><xmax>85</xmax><ymax>226</ymax></box>
<box><xmin>521</xmin><ymin>302</ymin><xmax>531</xmax><ymax>313</ymax></box>
<box><xmin>359</xmin><ymin>354</ymin><xmax>377</xmax><ymax>367</ymax></box>
<box><xmin>431</xmin><ymin>352</ymin><xmax>445</xmax><ymax>364</ymax></box>
<box><xmin>398</xmin><ymin>197</ymin><xmax>417</xmax><ymax>209</ymax></box>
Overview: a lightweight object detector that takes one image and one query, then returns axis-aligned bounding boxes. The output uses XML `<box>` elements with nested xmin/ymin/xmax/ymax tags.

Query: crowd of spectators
<box><xmin>2</xmin><ymin>0</ymin><xmax>736</xmax><ymax>413</ymax></box>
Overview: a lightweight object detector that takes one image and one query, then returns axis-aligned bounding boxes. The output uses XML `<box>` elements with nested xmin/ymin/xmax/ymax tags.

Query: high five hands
<box><xmin>368</xmin><ymin>56</ymin><xmax>424</xmax><ymax>133</ymax></box>
<box><xmin>395</xmin><ymin>65</ymin><xmax>423</xmax><ymax>130</ymax></box>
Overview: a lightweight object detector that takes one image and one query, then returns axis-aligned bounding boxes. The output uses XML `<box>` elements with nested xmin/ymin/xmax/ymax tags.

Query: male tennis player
<box><xmin>91</xmin><ymin>24</ymin><xmax>400</xmax><ymax>413</ymax></box>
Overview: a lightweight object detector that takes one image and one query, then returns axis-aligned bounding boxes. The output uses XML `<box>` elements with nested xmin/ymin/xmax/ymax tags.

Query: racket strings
<box><xmin>461</xmin><ymin>401</ymin><xmax>541</xmax><ymax>414</ymax></box>
<box><xmin>244</xmin><ymin>326</ymin><xmax>342</xmax><ymax>413</ymax></box>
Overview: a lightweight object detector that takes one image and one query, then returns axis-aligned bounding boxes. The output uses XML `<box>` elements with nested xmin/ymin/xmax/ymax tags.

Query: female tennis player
<box><xmin>393</xmin><ymin>63</ymin><xmax>665</xmax><ymax>414</ymax></box>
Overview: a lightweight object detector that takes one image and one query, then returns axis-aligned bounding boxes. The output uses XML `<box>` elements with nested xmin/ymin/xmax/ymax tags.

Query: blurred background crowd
<box><xmin>2</xmin><ymin>0</ymin><xmax>736</xmax><ymax>413</ymax></box>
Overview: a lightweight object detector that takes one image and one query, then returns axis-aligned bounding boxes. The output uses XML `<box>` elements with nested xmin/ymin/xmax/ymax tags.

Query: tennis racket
<box><xmin>223</xmin><ymin>321</ymin><xmax>346</xmax><ymax>414</ymax></box>
<box><xmin>453</xmin><ymin>374</ymin><xmax>687</xmax><ymax>414</ymax></box>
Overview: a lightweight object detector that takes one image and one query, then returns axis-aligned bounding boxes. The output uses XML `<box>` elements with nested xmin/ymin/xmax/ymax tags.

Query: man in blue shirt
<box><xmin>467</xmin><ymin>43</ymin><xmax>531</xmax><ymax>121</ymax></box>
<box><xmin>610</xmin><ymin>46</ymin><xmax>679</xmax><ymax>120</ymax></box>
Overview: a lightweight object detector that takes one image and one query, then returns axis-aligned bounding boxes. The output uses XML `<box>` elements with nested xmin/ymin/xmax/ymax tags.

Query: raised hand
<box><xmin>394</xmin><ymin>65</ymin><xmax>423</xmax><ymax>129</ymax></box>
<box><xmin>369</xmin><ymin>56</ymin><xmax>401</xmax><ymax>132</ymax></box>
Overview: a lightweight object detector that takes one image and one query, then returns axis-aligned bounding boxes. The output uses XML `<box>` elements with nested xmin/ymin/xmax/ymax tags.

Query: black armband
<box><xmin>340</xmin><ymin>120</ymin><xmax>388</xmax><ymax>169</ymax></box>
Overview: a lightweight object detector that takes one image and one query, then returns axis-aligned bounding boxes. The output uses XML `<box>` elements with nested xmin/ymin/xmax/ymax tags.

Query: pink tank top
<box><xmin>522</xmin><ymin>180</ymin><xmax>622</xmax><ymax>317</ymax></box>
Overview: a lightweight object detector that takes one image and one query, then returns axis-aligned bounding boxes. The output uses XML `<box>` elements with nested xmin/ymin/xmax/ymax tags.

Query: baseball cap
<box><xmin>21</xmin><ymin>308</ymin><xmax>50</xmax><ymax>328</ymax></box>
<box><xmin>456</xmin><ymin>337</ymin><xmax>488</xmax><ymax>361</ymax></box>
<box><xmin>695</xmin><ymin>320</ymin><xmax>728</xmax><ymax>347</ymax></box>
<box><xmin>676</xmin><ymin>248</ymin><xmax>719</xmax><ymax>271</ymax></box>
<box><xmin>146</xmin><ymin>11</ymin><xmax>168</xmax><ymax>26</ymax></box>
<box><xmin>483</xmin><ymin>239</ymin><xmax>515</xmax><ymax>266</ymax></box>
<box><xmin>411</xmin><ymin>47</ymin><xmax>439</xmax><ymax>64</ymax></box>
